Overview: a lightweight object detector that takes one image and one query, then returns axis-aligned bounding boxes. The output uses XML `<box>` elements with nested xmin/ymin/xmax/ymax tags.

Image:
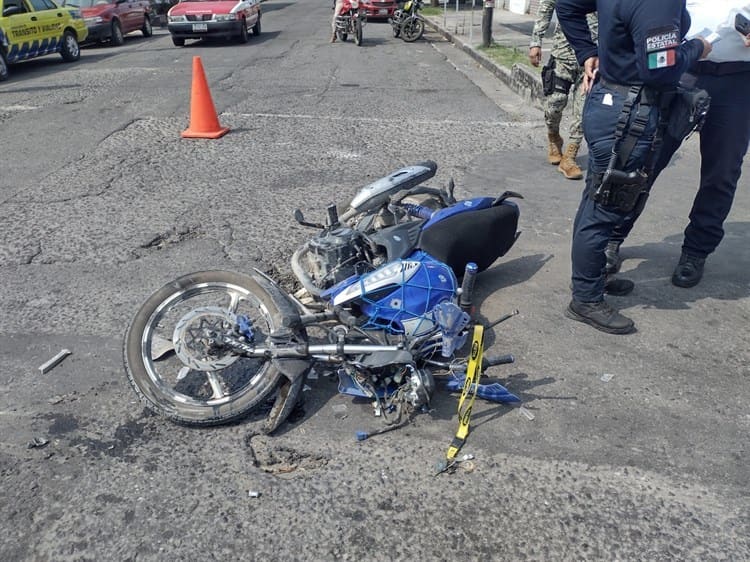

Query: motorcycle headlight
<box><xmin>168</xmin><ymin>14</ymin><xmax>187</xmax><ymax>22</ymax></box>
<box><xmin>213</xmin><ymin>13</ymin><xmax>238</xmax><ymax>21</ymax></box>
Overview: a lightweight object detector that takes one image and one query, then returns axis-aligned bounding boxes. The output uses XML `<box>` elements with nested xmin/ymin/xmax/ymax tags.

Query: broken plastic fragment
<box><xmin>27</xmin><ymin>437</ymin><xmax>49</xmax><ymax>449</ymax></box>
<box><xmin>600</xmin><ymin>373</ymin><xmax>615</xmax><ymax>383</ymax></box>
<box><xmin>248</xmin><ymin>491</ymin><xmax>261</xmax><ymax>498</ymax></box>
<box><xmin>38</xmin><ymin>349</ymin><xmax>71</xmax><ymax>374</ymax></box>
<box><xmin>519</xmin><ymin>406</ymin><xmax>535</xmax><ymax>421</ymax></box>
<box><xmin>332</xmin><ymin>404</ymin><xmax>348</xmax><ymax>418</ymax></box>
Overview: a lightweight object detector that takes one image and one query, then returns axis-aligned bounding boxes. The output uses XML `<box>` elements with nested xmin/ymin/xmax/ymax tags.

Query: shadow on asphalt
<box><xmin>616</xmin><ymin>222</ymin><xmax>750</xmax><ymax>309</ymax></box>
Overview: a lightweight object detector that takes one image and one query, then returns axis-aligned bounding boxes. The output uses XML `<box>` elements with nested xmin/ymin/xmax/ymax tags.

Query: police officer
<box><xmin>605</xmin><ymin>2</ymin><xmax>750</xmax><ymax>289</ymax></box>
<box><xmin>528</xmin><ymin>1</ymin><xmax>598</xmax><ymax>180</ymax></box>
<box><xmin>556</xmin><ymin>0</ymin><xmax>711</xmax><ymax>334</ymax></box>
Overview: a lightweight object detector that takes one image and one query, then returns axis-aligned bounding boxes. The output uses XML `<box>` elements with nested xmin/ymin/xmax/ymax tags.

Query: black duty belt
<box><xmin>599</xmin><ymin>77</ymin><xmax>661</xmax><ymax>105</ymax></box>
<box><xmin>691</xmin><ymin>60</ymin><xmax>750</xmax><ymax>75</ymax></box>
<box><xmin>598</xmin><ymin>76</ymin><xmax>635</xmax><ymax>97</ymax></box>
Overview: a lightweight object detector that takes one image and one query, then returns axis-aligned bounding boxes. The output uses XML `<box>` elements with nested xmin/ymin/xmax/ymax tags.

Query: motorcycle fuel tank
<box><xmin>326</xmin><ymin>250</ymin><xmax>457</xmax><ymax>336</ymax></box>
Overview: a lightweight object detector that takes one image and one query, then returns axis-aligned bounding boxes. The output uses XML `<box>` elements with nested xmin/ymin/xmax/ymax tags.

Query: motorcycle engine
<box><xmin>304</xmin><ymin>227</ymin><xmax>369</xmax><ymax>290</ymax></box>
<box><xmin>405</xmin><ymin>367</ymin><xmax>435</xmax><ymax>407</ymax></box>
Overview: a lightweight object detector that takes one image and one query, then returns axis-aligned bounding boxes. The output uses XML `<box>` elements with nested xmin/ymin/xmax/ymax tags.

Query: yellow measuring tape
<box><xmin>446</xmin><ymin>323</ymin><xmax>484</xmax><ymax>462</ymax></box>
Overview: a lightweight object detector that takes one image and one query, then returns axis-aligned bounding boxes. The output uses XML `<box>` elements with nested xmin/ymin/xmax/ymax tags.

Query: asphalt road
<box><xmin>1</xmin><ymin>2</ymin><xmax>748</xmax><ymax>560</ymax></box>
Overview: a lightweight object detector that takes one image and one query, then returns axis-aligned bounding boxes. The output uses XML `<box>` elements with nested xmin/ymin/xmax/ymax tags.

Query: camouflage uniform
<box><xmin>530</xmin><ymin>0</ymin><xmax>598</xmax><ymax>144</ymax></box>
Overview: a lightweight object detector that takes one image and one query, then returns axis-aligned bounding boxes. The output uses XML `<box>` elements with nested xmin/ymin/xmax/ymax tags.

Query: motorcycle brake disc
<box><xmin>172</xmin><ymin>306</ymin><xmax>240</xmax><ymax>372</ymax></box>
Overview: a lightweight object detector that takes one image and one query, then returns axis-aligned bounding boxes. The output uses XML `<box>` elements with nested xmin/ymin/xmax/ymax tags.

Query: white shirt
<box><xmin>687</xmin><ymin>0</ymin><xmax>750</xmax><ymax>62</ymax></box>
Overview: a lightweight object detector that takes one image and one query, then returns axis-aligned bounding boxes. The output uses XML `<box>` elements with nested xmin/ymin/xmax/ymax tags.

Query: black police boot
<box><xmin>671</xmin><ymin>252</ymin><xmax>706</xmax><ymax>288</ymax></box>
<box><xmin>565</xmin><ymin>299</ymin><xmax>635</xmax><ymax>334</ymax></box>
<box><xmin>604</xmin><ymin>276</ymin><xmax>634</xmax><ymax>296</ymax></box>
<box><xmin>604</xmin><ymin>241</ymin><xmax>622</xmax><ymax>275</ymax></box>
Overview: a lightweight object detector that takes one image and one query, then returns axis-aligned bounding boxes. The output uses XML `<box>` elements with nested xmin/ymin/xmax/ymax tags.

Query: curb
<box><xmin>424</xmin><ymin>17</ymin><xmax>544</xmax><ymax>109</ymax></box>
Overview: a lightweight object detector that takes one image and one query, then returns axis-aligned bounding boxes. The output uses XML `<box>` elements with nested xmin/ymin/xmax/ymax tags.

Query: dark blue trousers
<box><xmin>571</xmin><ymin>80</ymin><xmax>659</xmax><ymax>302</ymax></box>
<box><xmin>611</xmin><ymin>71</ymin><xmax>750</xmax><ymax>258</ymax></box>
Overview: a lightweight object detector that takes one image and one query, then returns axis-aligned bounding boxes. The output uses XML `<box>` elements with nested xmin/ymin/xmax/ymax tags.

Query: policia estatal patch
<box><xmin>645</xmin><ymin>26</ymin><xmax>680</xmax><ymax>69</ymax></box>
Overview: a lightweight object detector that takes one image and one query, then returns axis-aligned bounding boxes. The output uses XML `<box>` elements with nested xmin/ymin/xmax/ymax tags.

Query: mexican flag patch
<box><xmin>645</xmin><ymin>25</ymin><xmax>680</xmax><ymax>70</ymax></box>
<box><xmin>648</xmin><ymin>49</ymin><xmax>676</xmax><ymax>69</ymax></box>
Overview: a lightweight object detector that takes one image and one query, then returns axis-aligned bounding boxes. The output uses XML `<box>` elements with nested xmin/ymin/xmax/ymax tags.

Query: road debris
<box><xmin>519</xmin><ymin>406</ymin><xmax>535</xmax><ymax>421</ymax></box>
<box><xmin>248</xmin><ymin>490</ymin><xmax>261</xmax><ymax>498</ymax></box>
<box><xmin>600</xmin><ymin>373</ymin><xmax>615</xmax><ymax>383</ymax></box>
<box><xmin>435</xmin><ymin>453</ymin><xmax>475</xmax><ymax>475</ymax></box>
<box><xmin>38</xmin><ymin>349</ymin><xmax>72</xmax><ymax>374</ymax></box>
<box><xmin>27</xmin><ymin>437</ymin><xmax>49</xmax><ymax>449</ymax></box>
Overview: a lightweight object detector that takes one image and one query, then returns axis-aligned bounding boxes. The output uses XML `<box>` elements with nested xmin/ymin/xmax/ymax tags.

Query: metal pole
<box><xmin>481</xmin><ymin>0</ymin><xmax>493</xmax><ymax>47</ymax></box>
<box><xmin>455</xmin><ymin>0</ymin><xmax>459</xmax><ymax>34</ymax></box>
<box><xmin>470</xmin><ymin>0</ymin><xmax>474</xmax><ymax>43</ymax></box>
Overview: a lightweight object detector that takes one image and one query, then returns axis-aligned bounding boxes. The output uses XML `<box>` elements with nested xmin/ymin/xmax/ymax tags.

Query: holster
<box><xmin>590</xmin><ymin>169</ymin><xmax>649</xmax><ymax>213</ymax></box>
<box><xmin>666</xmin><ymin>84</ymin><xmax>711</xmax><ymax>141</ymax></box>
<box><xmin>541</xmin><ymin>57</ymin><xmax>556</xmax><ymax>96</ymax></box>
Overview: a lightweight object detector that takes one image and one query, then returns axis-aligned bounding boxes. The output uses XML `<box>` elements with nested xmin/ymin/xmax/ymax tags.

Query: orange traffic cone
<box><xmin>181</xmin><ymin>56</ymin><xmax>230</xmax><ymax>139</ymax></box>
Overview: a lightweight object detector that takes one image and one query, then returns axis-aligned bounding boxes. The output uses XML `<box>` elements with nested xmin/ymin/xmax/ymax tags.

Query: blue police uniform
<box><xmin>556</xmin><ymin>0</ymin><xmax>705</xmax><ymax>333</ymax></box>
<box><xmin>608</xmin><ymin>2</ymin><xmax>750</xmax><ymax>288</ymax></box>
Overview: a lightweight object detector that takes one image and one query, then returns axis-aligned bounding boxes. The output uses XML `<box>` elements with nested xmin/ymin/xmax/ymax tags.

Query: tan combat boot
<box><xmin>547</xmin><ymin>132</ymin><xmax>563</xmax><ymax>165</ymax></box>
<box><xmin>558</xmin><ymin>142</ymin><xmax>583</xmax><ymax>180</ymax></box>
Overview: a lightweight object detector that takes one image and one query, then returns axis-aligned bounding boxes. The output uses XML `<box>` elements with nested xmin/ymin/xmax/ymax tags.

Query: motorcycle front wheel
<box><xmin>354</xmin><ymin>19</ymin><xmax>363</xmax><ymax>46</ymax></box>
<box><xmin>401</xmin><ymin>17</ymin><xmax>424</xmax><ymax>42</ymax></box>
<box><xmin>124</xmin><ymin>270</ymin><xmax>297</xmax><ymax>426</ymax></box>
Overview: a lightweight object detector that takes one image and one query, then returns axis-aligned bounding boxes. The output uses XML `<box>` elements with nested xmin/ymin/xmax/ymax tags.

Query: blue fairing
<box><xmin>421</xmin><ymin>197</ymin><xmax>495</xmax><ymax>230</ymax></box>
<box><xmin>324</xmin><ymin>250</ymin><xmax>457</xmax><ymax>336</ymax></box>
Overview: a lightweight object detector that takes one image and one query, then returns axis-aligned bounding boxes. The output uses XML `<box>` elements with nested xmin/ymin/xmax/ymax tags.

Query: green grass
<box><xmin>421</xmin><ymin>6</ymin><xmax>443</xmax><ymax>16</ymax></box>
<box><xmin>477</xmin><ymin>44</ymin><xmax>539</xmax><ymax>72</ymax></box>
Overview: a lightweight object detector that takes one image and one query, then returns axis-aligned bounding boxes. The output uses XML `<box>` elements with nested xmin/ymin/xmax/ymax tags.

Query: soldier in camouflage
<box><xmin>529</xmin><ymin>0</ymin><xmax>597</xmax><ymax>180</ymax></box>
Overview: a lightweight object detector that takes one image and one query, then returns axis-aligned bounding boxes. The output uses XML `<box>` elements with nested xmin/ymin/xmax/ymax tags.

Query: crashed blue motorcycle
<box><xmin>123</xmin><ymin>161</ymin><xmax>522</xmax><ymax>434</ymax></box>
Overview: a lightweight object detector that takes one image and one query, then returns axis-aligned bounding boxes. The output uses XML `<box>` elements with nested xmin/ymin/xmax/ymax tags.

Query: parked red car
<box><xmin>65</xmin><ymin>0</ymin><xmax>153</xmax><ymax>45</ymax></box>
<box><xmin>167</xmin><ymin>0</ymin><xmax>261</xmax><ymax>46</ymax></box>
<box><xmin>360</xmin><ymin>0</ymin><xmax>397</xmax><ymax>20</ymax></box>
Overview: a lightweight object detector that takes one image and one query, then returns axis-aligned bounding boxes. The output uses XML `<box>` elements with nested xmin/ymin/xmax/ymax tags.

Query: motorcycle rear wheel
<box><xmin>124</xmin><ymin>270</ymin><xmax>296</xmax><ymax>426</ymax></box>
<box><xmin>337</xmin><ymin>30</ymin><xmax>348</xmax><ymax>41</ymax></box>
<box><xmin>401</xmin><ymin>18</ymin><xmax>424</xmax><ymax>42</ymax></box>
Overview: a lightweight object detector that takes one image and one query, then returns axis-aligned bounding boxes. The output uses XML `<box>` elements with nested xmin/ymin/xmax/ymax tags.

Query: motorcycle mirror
<box><xmin>293</xmin><ymin>209</ymin><xmax>325</xmax><ymax>229</ymax></box>
<box><xmin>326</xmin><ymin>204</ymin><xmax>340</xmax><ymax>228</ymax></box>
<box><xmin>447</xmin><ymin>178</ymin><xmax>455</xmax><ymax>203</ymax></box>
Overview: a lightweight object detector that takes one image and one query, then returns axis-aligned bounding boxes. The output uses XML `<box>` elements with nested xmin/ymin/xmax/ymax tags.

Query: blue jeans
<box><xmin>571</xmin><ymin>80</ymin><xmax>659</xmax><ymax>302</ymax></box>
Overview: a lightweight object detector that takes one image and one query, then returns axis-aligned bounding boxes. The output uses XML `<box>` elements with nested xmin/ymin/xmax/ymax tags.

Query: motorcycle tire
<box><xmin>337</xmin><ymin>30</ymin><xmax>348</xmax><ymax>42</ymax></box>
<box><xmin>354</xmin><ymin>19</ymin><xmax>363</xmax><ymax>46</ymax></box>
<box><xmin>124</xmin><ymin>270</ymin><xmax>301</xmax><ymax>426</ymax></box>
<box><xmin>401</xmin><ymin>18</ymin><xmax>424</xmax><ymax>42</ymax></box>
<box><xmin>388</xmin><ymin>20</ymin><xmax>401</xmax><ymax>37</ymax></box>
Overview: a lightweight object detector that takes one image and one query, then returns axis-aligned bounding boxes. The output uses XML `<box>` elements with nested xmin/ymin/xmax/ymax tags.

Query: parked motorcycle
<box><xmin>124</xmin><ymin>161</ymin><xmax>523</xmax><ymax>434</ymax></box>
<box><xmin>390</xmin><ymin>0</ymin><xmax>424</xmax><ymax>42</ymax></box>
<box><xmin>335</xmin><ymin>0</ymin><xmax>365</xmax><ymax>46</ymax></box>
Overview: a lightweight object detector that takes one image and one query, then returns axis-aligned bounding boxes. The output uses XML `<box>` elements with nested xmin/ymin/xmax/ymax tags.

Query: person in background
<box><xmin>331</xmin><ymin>0</ymin><xmax>344</xmax><ymax>42</ymax></box>
<box><xmin>605</xmin><ymin>1</ymin><xmax>750</xmax><ymax>289</ymax></box>
<box><xmin>529</xmin><ymin>0</ymin><xmax>598</xmax><ymax>180</ymax></box>
<box><xmin>556</xmin><ymin>0</ymin><xmax>711</xmax><ymax>334</ymax></box>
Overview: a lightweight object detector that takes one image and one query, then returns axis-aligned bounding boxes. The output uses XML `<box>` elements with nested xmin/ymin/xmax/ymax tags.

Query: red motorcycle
<box><xmin>335</xmin><ymin>0</ymin><xmax>365</xmax><ymax>46</ymax></box>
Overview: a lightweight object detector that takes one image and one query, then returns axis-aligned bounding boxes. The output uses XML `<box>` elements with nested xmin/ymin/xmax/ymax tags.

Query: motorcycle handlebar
<box><xmin>481</xmin><ymin>354</ymin><xmax>515</xmax><ymax>369</ymax></box>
